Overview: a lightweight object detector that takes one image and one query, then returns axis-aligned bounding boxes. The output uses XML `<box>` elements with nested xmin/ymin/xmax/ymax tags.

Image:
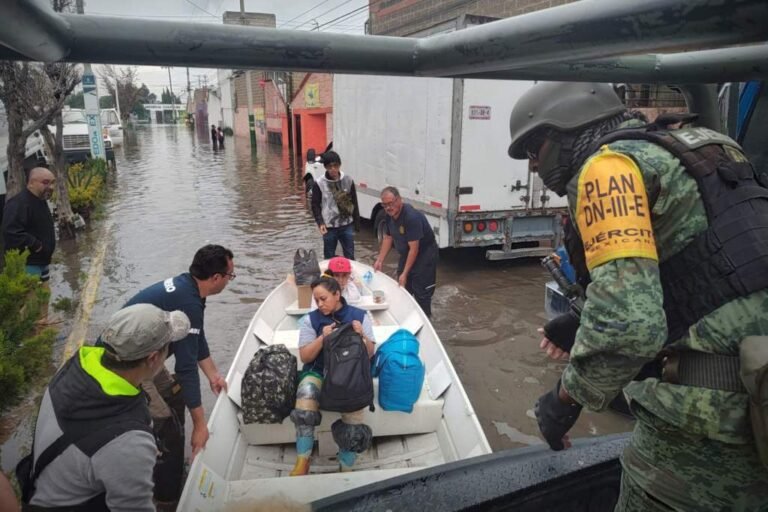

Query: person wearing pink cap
<box><xmin>310</xmin><ymin>257</ymin><xmax>361</xmax><ymax>310</ymax></box>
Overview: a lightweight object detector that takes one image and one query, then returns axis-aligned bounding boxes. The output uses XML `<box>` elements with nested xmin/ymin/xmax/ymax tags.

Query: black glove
<box><xmin>542</xmin><ymin>309</ymin><xmax>580</xmax><ymax>354</ymax></box>
<box><xmin>534</xmin><ymin>380</ymin><xmax>582</xmax><ymax>451</ymax></box>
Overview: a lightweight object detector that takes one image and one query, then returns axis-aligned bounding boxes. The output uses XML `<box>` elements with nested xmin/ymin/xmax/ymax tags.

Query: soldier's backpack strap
<box><xmin>591</xmin><ymin>122</ymin><xmax>768</xmax><ymax>347</ymax></box>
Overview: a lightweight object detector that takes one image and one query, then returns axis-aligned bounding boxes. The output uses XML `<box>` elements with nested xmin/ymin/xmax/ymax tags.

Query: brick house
<box><xmin>223</xmin><ymin>11</ymin><xmax>275</xmax><ymax>140</ymax></box>
<box><xmin>264</xmin><ymin>78</ymin><xmax>290</xmax><ymax>145</ymax></box>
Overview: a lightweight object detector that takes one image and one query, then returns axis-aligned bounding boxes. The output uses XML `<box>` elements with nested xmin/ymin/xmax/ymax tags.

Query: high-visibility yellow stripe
<box><xmin>79</xmin><ymin>346</ymin><xmax>140</xmax><ymax>397</ymax></box>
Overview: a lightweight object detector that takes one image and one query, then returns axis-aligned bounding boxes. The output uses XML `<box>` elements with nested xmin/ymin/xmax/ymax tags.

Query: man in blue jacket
<box><xmin>122</xmin><ymin>244</ymin><xmax>234</xmax><ymax>506</ymax></box>
<box><xmin>374</xmin><ymin>186</ymin><xmax>439</xmax><ymax>317</ymax></box>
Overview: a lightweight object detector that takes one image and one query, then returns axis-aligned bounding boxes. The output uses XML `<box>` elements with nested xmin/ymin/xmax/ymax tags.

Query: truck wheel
<box><xmin>374</xmin><ymin>209</ymin><xmax>387</xmax><ymax>244</ymax></box>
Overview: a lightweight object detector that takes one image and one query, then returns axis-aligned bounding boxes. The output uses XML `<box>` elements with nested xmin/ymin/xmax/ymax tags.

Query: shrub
<box><xmin>0</xmin><ymin>250</ymin><xmax>56</xmax><ymax>410</ymax></box>
<box><xmin>67</xmin><ymin>159</ymin><xmax>108</xmax><ymax>216</ymax></box>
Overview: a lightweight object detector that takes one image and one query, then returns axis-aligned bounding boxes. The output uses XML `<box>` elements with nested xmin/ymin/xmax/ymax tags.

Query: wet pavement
<box><xmin>1</xmin><ymin>123</ymin><xmax>632</xmax><ymax>471</ymax></box>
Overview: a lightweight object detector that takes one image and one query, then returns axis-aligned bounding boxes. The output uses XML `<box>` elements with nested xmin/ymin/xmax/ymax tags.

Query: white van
<box><xmin>100</xmin><ymin>108</ymin><xmax>123</xmax><ymax>146</ymax></box>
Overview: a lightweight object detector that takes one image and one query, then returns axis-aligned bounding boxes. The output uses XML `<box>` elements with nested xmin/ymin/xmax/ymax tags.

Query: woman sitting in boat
<box><xmin>290</xmin><ymin>276</ymin><xmax>376</xmax><ymax>476</ymax></box>
<box><xmin>311</xmin><ymin>256</ymin><xmax>362</xmax><ymax>308</ymax></box>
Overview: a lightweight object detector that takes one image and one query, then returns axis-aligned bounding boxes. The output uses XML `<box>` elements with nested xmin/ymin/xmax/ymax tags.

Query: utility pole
<box><xmin>114</xmin><ymin>80</ymin><xmax>122</xmax><ymax>125</ymax></box>
<box><xmin>77</xmin><ymin>0</ymin><xmax>105</xmax><ymax>160</ymax></box>
<box><xmin>241</xmin><ymin>0</ymin><xmax>257</xmax><ymax>149</ymax></box>
<box><xmin>166</xmin><ymin>66</ymin><xmax>176</xmax><ymax>123</ymax></box>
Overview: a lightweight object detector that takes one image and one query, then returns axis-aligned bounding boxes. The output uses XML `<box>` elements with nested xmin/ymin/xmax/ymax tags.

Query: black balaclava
<box><xmin>538</xmin><ymin>111</ymin><xmax>638</xmax><ymax>196</ymax></box>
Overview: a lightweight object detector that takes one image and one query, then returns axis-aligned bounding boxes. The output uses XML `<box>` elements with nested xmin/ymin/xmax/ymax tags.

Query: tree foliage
<box><xmin>65</xmin><ymin>91</ymin><xmax>84</xmax><ymax>109</ymax></box>
<box><xmin>161</xmin><ymin>87</ymin><xmax>181</xmax><ymax>105</ymax></box>
<box><xmin>98</xmin><ymin>65</ymin><xmax>146</xmax><ymax>121</ymax></box>
<box><xmin>0</xmin><ymin>0</ymin><xmax>81</xmax><ymax>198</ymax></box>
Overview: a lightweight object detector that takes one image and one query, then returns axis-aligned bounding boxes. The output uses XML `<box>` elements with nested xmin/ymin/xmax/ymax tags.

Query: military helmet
<box><xmin>507</xmin><ymin>82</ymin><xmax>626</xmax><ymax>159</ymax></box>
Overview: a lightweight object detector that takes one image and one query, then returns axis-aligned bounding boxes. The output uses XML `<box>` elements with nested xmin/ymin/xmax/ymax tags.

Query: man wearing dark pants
<box><xmin>2</xmin><ymin>167</ymin><xmax>56</xmax><ymax>282</ymax></box>
<box><xmin>374</xmin><ymin>186</ymin><xmax>438</xmax><ymax>317</ymax></box>
<box><xmin>311</xmin><ymin>150</ymin><xmax>360</xmax><ymax>260</ymax></box>
<box><xmin>117</xmin><ymin>244</ymin><xmax>233</xmax><ymax>508</ymax></box>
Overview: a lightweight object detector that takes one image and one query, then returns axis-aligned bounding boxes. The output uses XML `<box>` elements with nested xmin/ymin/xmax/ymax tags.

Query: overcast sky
<box><xmin>83</xmin><ymin>0</ymin><xmax>368</xmax><ymax>100</ymax></box>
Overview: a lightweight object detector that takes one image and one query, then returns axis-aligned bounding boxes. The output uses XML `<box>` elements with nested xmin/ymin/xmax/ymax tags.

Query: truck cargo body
<box><xmin>332</xmin><ymin>74</ymin><xmax>568</xmax><ymax>260</ymax></box>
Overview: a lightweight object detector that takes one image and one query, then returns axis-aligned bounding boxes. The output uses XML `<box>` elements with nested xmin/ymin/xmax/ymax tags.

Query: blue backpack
<box><xmin>372</xmin><ymin>329</ymin><xmax>425</xmax><ymax>413</ymax></box>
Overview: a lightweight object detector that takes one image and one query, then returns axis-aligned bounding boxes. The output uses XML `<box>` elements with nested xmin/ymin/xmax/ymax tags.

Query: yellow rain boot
<box><xmin>289</xmin><ymin>455</ymin><xmax>311</xmax><ymax>476</ymax></box>
<box><xmin>289</xmin><ymin>436</ymin><xmax>314</xmax><ymax>476</ymax></box>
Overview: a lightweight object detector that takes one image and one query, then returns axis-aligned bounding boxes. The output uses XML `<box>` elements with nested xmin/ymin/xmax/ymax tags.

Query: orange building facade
<box><xmin>290</xmin><ymin>73</ymin><xmax>334</xmax><ymax>161</ymax></box>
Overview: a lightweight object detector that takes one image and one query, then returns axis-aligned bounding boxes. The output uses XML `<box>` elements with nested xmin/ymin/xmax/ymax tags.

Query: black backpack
<box><xmin>241</xmin><ymin>344</ymin><xmax>298</xmax><ymax>424</ymax></box>
<box><xmin>319</xmin><ymin>323</ymin><xmax>374</xmax><ymax>413</ymax></box>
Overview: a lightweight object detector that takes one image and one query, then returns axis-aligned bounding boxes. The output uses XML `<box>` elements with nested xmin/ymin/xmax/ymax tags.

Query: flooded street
<box><xmin>2</xmin><ymin>123</ymin><xmax>631</xmax><ymax>471</ymax></box>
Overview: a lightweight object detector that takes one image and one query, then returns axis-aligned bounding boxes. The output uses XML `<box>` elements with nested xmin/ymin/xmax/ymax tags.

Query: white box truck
<box><xmin>329</xmin><ymin>74</ymin><xmax>568</xmax><ymax>260</ymax></box>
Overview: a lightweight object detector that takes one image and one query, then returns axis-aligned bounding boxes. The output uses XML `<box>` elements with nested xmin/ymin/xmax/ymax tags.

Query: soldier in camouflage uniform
<box><xmin>508</xmin><ymin>82</ymin><xmax>768</xmax><ymax>510</ymax></box>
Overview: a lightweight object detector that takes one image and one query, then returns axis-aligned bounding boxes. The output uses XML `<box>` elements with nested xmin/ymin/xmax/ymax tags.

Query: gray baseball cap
<box><xmin>101</xmin><ymin>304</ymin><xmax>191</xmax><ymax>361</ymax></box>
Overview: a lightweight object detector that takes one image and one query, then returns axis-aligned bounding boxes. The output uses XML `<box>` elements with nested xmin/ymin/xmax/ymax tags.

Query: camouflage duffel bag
<box><xmin>242</xmin><ymin>344</ymin><xmax>298</xmax><ymax>424</ymax></box>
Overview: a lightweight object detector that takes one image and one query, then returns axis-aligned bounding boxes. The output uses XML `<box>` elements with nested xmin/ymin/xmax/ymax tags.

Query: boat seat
<box><xmin>262</xmin><ymin>324</ymin><xmax>415</xmax><ymax>353</ymax></box>
<box><xmin>237</xmin><ymin>378</ymin><xmax>443</xmax><ymax>446</ymax></box>
<box><xmin>255</xmin><ymin>310</ymin><xmax>424</xmax><ymax>352</ymax></box>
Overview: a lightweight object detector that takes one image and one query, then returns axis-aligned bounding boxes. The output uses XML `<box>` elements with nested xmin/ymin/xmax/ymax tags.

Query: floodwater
<box><xmin>1</xmin><ymin>123</ymin><xmax>632</xmax><ymax>471</ymax></box>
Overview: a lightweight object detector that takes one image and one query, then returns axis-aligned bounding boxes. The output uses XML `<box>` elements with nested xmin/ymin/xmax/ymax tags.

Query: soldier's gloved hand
<box><xmin>534</xmin><ymin>380</ymin><xmax>582</xmax><ymax>451</ymax></box>
<box><xmin>542</xmin><ymin>309</ymin><xmax>580</xmax><ymax>354</ymax></box>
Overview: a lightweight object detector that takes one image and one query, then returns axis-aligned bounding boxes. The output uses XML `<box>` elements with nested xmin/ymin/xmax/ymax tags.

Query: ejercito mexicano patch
<box><xmin>575</xmin><ymin>148</ymin><xmax>658</xmax><ymax>271</ymax></box>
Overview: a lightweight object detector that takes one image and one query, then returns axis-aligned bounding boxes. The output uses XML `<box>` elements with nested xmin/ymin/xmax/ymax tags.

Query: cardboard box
<box><xmin>297</xmin><ymin>285</ymin><xmax>312</xmax><ymax>309</ymax></box>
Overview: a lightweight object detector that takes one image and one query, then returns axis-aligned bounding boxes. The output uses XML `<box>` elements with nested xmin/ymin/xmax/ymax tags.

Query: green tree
<box><xmin>161</xmin><ymin>88</ymin><xmax>181</xmax><ymax>104</ymax></box>
<box><xmin>65</xmin><ymin>91</ymin><xmax>84</xmax><ymax>109</ymax></box>
<box><xmin>99</xmin><ymin>95</ymin><xmax>115</xmax><ymax>109</ymax></box>
<box><xmin>98</xmin><ymin>65</ymin><xmax>144</xmax><ymax>121</ymax></box>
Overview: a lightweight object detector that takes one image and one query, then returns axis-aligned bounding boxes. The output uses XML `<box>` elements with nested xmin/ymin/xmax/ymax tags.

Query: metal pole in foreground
<box><xmin>241</xmin><ymin>0</ymin><xmax>257</xmax><ymax>149</ymax></box>
<box><xmin>77</xmin><ymin>0</ymin><xmax>105</xmax><ymax>160</ymax></box>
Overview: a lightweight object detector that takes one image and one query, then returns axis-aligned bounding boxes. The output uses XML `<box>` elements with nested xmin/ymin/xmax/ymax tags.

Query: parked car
<box><xmin>58</xmin><ymin>109</ymin><xmax>115</xmax><ymax>166</ymax></box>
<box><xmin>100</xmin><ymin>108</ymin><xmax>123</xmax><ymax>146</ymax></box>
<box><xmin>0</xmin><ymin>129</ymin><xmax>50</xmax><ymax>175</ymax></box>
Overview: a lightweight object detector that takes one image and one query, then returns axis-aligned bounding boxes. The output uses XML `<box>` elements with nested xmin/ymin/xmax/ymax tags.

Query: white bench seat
<box><xmin>238</xmin><ymin>379</ymin><xmax>443</xmax><ymax>446</ymax></box>
<box><xmin>267</xmin><ymin>325</ymin><xmax>403</xmax><ymax>352</ymax></box>
<box><xmin>284</xmin><ymin>295</ymin><xmax>390</xmax><ymax>315</ymax></box>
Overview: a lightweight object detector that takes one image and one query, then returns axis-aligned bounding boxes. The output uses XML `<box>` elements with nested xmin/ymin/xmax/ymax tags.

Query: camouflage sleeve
<box><xmin>561</xmin><ymin>257</ymin><xmax>667</xmax><ymax>411</ymax></box>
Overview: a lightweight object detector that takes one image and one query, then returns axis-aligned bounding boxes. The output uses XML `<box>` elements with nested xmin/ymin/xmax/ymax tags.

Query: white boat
<box><xmin>178</xmin><ymin>260</ymin><xmax>491</xmax><ymax>510</ymax></box>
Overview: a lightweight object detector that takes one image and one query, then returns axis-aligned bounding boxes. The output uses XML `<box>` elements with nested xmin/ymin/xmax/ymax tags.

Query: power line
<box><xmin>315</xmin><ymin>3</ymin><xmax>368</xmax><ymax>31</ymax></box>
<box><xmin>294</xmin><ymin>0</ymin><xmax>359</xmax><ymax>30</ymax></box>
<box><xmin>321</xmin><ymin>8</ymin><xmax>368</xmax><ymax>31</ymax></box>
<box><xmin>278</xmin><ymin>0</ymin><xmax>336</xmax><ymax>28</ymax></box>
<box><xmin>214</xmin><ymin>0</ymin><xmax>227</xmax><ymax>17</ymax></box>
<box><xmin>183</xmin><ymin>0</ymin><xmax>219</xmax><ymax>18</ymax></box>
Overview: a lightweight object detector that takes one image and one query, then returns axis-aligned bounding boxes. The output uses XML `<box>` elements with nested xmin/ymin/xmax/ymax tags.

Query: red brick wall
<box><xmin>265</xmin><ymin>82</ymin><xmax>289</xmax><ymax>145</ymax></box>
<box><xmin>223</xmin><ymin>12</ymin><xmax>275</xmax><ymax>138</ymax></box>
<box><xmin>368</xmin><ymin>0</ymin><xmax>576</xmax><ymax>36</ymax></box>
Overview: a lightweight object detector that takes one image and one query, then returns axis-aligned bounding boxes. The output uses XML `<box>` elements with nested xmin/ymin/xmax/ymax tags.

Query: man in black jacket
<box><xmin>2</xmin><ymin>167</ymin><xmax>56</xmax><ymax>281</ymax></box>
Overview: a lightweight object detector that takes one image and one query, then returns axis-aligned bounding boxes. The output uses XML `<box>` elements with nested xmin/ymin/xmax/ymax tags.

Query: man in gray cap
<box><xmin>17</xmin><ymin>304</ymin><xmax>190</xmax><ymax>512</ymax></box>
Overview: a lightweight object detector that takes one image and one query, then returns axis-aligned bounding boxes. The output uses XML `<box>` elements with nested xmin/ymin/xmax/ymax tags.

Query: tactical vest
<box><xmin>584</xmin><ymin>123</ymin><xmax>768</xmax><ymax>344</ymax></box>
